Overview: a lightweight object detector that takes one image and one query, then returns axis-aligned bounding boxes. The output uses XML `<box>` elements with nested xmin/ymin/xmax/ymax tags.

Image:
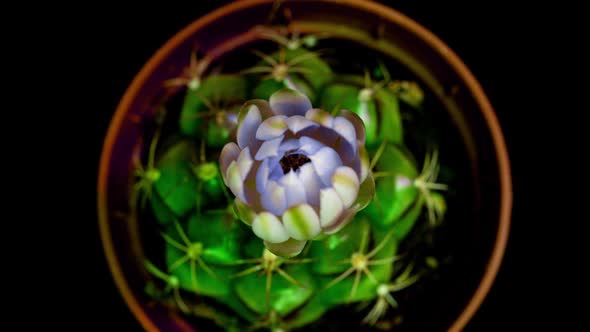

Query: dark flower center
<box><xmin>280</xmin><ymin>153</ymin><xmax>311</xmax><ymax>174</ymax></box>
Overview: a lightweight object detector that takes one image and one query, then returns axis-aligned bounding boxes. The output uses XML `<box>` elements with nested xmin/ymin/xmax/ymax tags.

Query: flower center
<box><xmin>279</xmin><ymin>153</ymin><xmax>311</xmax><ymax>174</ymax></box>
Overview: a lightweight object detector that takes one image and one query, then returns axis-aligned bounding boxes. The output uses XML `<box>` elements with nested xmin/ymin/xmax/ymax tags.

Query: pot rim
<box><xmin>97</xmin><ymin>0</ymin><xmax>512</xmax><ymax>331</ymax></box>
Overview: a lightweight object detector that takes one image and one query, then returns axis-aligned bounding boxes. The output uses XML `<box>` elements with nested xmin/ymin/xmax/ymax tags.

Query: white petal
<box><xmin>255</xmin><ymin>136</ymin><xmax>283</xmax><ymax>160</ymax></box>
<box><xmin>319</xmin><ymin>188</ymin><xmax>344</xmax><ymax>228</ymax></box>
<box><xmin>309</xmin><ymin>146</ymin><xmax>343</xmax><ymax>187</ymax></box>
<box><xmin>323</xmin><ymin>208</ymin><xmax>356</xmax><ymax>235</ymax></box>
<box><xmin>285</xmin><ymin>115</ymin><xmax>319</xmax><ymax>134</ymax></box>
<box><xmin>260</xmin><ymin>181</ymin><xmax>287</xmax><ymax>216</ymax></box>
<box><xmin>331</xmin><ymin>166</ymin><xmax>360</xmax><ymax>208</ymax></box>
<box><xmin>237</xmin><ymin>147</ymin><xmax>254</xmax><ymax>181</ymax></box>
<box><xmin>226</xmin><ymin>161</ymin><xmax>246</xmax><ymax>202</ymax></box>
<box><xmin>282</xmin><ymin>204</ymin><xmax>321</xmax><ymax>240</ymax></box>
<box><xmin>237</xmin><ymin>104</ymin><xmax>262</xmax><ymax>149</ymax></box>
<box><xmin>252</xmin><ymin>212</ymin><xmax>290</xmax><ymax>243</ymax></box>
<box><xmin>297</xmin><ymin>163</ymin><xmax>322</xmax><ymax>207</ymax></box>
<box><xmin>305</xmin><ymin>108</ymin><xmax>334</xmax><ymax>127</ymax></box>
<box><xmin>219</xmin><ymin>142</ymin><xmax>240</xmax><ymax>184</ymax></box>
<box><xmin>298</xmin><ymin>136</ymin><xmax>325</xmax><ymax>155</ymax></box>
<box><xmin>278</xmin><ymin>138</ymin><xmax>301</xmax><ymax>153</ymax></box>
<box><xmin>269</xmin><ymin>88</ymin><xmax>312</xmax><ymax>117</ymax></box>
<box><xmin>333</xmin><ymin>116</ymin><xmax>357</xmax><ymax>155</ymax></box>
<box><xmin>256</xmin><ymin>158</ymin><xmax>270</xmax><ymax>193</ymax></box>
<box><xmin>256</xmin><ymin>115</ymin><xmax>288</xmax><ymax>141</ymax></box>
<box><xmin>279</xmin><ymin>170</ymin><xmax>307</xmax><ymax>208</ymax></box>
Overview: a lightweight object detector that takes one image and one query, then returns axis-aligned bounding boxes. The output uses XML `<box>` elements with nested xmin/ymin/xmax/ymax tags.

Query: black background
<box><xmin>77</xmin><ymin>1</ymin><xmax>546</xmax><ymax>330</ymax></box>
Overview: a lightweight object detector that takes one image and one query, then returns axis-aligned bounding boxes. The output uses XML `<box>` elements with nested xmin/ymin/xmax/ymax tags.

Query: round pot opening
<box><xmin>98</xmin><ymin>1</ymin><xmax>512</xmax><ymax>331</ymax></box>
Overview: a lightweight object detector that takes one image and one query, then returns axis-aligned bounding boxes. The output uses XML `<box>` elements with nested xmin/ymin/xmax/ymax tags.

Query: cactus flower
<box><xmin>220</xmin><ymin>88</ymin><xmax>374</xmax><ymax>256</ymax></box>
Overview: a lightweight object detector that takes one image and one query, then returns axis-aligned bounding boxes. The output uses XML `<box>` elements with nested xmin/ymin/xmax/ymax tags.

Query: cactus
<box><xmin>134</xmin><ymin>25</ymin><xmax>449</xmax><ymax>331</ymax></box>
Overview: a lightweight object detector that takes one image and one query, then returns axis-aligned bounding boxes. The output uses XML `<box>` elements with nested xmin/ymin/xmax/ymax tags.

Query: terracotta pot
<box><xmin>97</xmin><ymin>0</ymin><xmax>512</xmax><ymax>331</ymax></box>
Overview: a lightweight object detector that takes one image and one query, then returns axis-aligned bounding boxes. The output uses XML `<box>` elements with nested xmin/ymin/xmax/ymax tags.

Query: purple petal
<box><xmin>309</xmin><ymin>146</ymin><xmax>342</xmax><ymax>187</ymax></box>
<box><xmin>237</xmin><ymin>147</ymin><xmax>254</xmax><ymax>181</ymax></box>
<box><xmin>333</xmin><ymin>116</ymin><xmax>357</xmax><ymax>155</ymax></box>
<box><xmin>268</xmin><ymin>162</ymin><xmax>284</xmax><ymax>182</ymax></box>
<box><xmin>340</xmin><ymin>109</ymin><xmax>366</xmax><ymax>146</ymax></box>
<box><xmin>285</xmin><ymin>115</ymin><xmax>319</xmax><ymax>134</ymax></box>
<box><xmin>279</xmin><ymin>170</ymin><xmax>307</xmax><ymax>208</ymax></box>
<box><xmin>256</xmin><ymin>158</ymin><xmax>271</xmax><ymax>193</ymax></box>
<box><xmin>260</xmin><ymin>180</ymin><xmax>287</xmax><ymax>216</ymax></box>
<box><xmin>255</xmin><ymin>136</ymin><xmax>283</xmax><ymax>160</ymax></box>
<box><xmin>298</xmin><ymin>136</ymin><xmax>325</xmax><ymax>155</ymax></box>
<box><xmin>302</xmin><ymin>126</ymin><xmax>354</xmax><ymax>164</ymax></box>
<box><xmin>237</xmin><ymin>104</ymin><xmax>262</xmax><ymax>149</ymax></box>
<box><xmin>256</xmin><ymin>115</ymin><xmax>288</xmax><ymax>141</ymax></box>
<box><xmin>269</xmin><ymin>88</ymin><xmax>312</xmax><ymax>117</ymax></box>
<box><xmin>278</xmin><ymin>138</ymin><xmax>300</xmax><ymax>153</ymax></box>
<box><xmin>349</xmin><ymin>156</ymin><xmax>362</xmax><ymax>183</ymax></box>
<box><xmin>297</xmin><ymin>163</ymin><xmax>322</xmax><ymax>207</ymax></box>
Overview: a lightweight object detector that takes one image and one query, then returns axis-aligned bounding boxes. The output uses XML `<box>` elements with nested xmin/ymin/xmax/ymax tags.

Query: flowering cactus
<box><xmin>137</xmin><ymin>27</ymin><xmax>449</xmax><ymax>331</ymax></box>
<box><xmin>219</xmin><ymin>88</ymin><xmax>375</xmax><ymax>257</ymax></box>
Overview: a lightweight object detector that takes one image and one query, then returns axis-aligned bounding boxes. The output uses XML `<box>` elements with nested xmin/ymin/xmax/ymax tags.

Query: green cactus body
<box><xmin>138</xmin><ymin>32</ymin><xmax>448</xmax><ymax>331</ymax></box>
